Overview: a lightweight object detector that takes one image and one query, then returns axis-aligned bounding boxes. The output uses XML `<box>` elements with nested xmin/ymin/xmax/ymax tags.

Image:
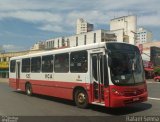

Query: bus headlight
<box><xmin>112</xmin><ymin>88</ymin><xmax>123</xmax><ymax>96</ymax></box>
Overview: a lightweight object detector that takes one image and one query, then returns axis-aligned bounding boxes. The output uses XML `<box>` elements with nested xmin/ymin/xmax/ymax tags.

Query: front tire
<box><xmin>74</xmin><ymin>89</ymin><xmax>88</xmax><ymax>108</ymax></box>
<box><xmin>25</xmin><ymin>83</ymin><xmax>32</xmax><ymax>96</ymax></box>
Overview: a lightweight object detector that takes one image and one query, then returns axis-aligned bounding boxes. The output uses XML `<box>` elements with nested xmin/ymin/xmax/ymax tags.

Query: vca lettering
<box><xmin>45</xmin><ymin>74</ymin><xmax>53</xmax><ymax>79</ymax></box>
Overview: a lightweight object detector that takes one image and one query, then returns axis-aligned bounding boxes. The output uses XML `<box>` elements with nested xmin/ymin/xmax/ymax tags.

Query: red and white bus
<box><xmin>9</xmin><ymin>42</ymin><xmax>148</xmax><ymax>108</ymax></box>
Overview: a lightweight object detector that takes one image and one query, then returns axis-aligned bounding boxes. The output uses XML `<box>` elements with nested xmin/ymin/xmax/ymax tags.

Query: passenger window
<box><xmin>42</xmin><ymin>55</ymin><xmax>53</xmax><ymax>73</ymax></box>
<box><xmin>54</xmin><ymin>53</ymin><xmax>69</xmax><ymax>73</ymax></box>
<box><xmin>70</xmin><ymin>51</ymin><xmax>88</xmax><ymax>73</ymax></box>
<box><xmin>10</xmin><ymin>60</ymin><xmax>16</xmax><ymax>73</ymax></box>
<box><xmin>22</xmin><ymin>58</ymin><xmax>30</xmax><ymax>73</ymax></box>
<box><xmin>31</xmin><ymin>57</ymin><xmax>41</xmax><ymax>73</ymax></box>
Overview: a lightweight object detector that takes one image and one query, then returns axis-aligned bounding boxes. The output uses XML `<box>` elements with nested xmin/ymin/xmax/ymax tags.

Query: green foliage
<box><xmin>154</xmin><ymin>67</ymin><xmax>160</xmax><ymax>75</ymax></box>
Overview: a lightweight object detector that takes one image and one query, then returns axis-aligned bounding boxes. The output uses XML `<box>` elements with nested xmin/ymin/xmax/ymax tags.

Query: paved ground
<box><xmin>0</xmin><ymin>79</ymin><xmax>159</xmax><ymax>121</ymax></box>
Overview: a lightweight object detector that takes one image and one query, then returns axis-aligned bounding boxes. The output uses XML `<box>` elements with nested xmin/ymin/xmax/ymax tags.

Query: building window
<box><xmin>101</xmin><ymin>33</ymin><xmax>104</xmax><ymax>37</ymax></box>
<box><xmin>94</xmin><ymin>33</ymin><xmax>96</xmax><ymax>43</ymax></box>
<box><xmin>42</xmin><ymin>55</ymin><xmax>53</xmax><ymax>73</ymax></box>
<box><xmin>54</xmin><ymin>53</ymin><xmax>69</xmax><ymax>73</ymax></box>
<box><xmin>62</xmin><ymin>38</ymin><xmax>65</xmax><ymax>46</ymax></box>
<box><xmin>84</xmin><ymin>35</ymin><xmax>87</xmax><ymax>45</ymax></box>
<box><xmin>3</xmin><ymin>58</ymin><xmax>6</xmax><ymax>62</ymax></box>
<box><xmin>70</xmin><ymin>51</ymin><xmax>88</xmax><ymax>73</ymax></box>
<box><xmin>58</xmin><ymin>39</ymin><xmax>59</xmax><ymax>48</ymax></box>
<box><xmin>22</xmin><ymin>58</ymin><xmax>30</xmax><ymax>73</ymax></box>
<box><xmin>31</xmin><ymin>57</ymin><xmax>41</xmax><ymax>73</ymax></box>
<box><xmin>10</xmin><ymin>60</ymin><xmax>16</xmax><ymax>73</ymax></box>
<box><xmin>76</xmin><ymin>37</ymin><xmax>78</xmax><ymax>46</ymax></box>
<box><xmin>49</xmin><ymin>41</ymin><xmax>51</xmax><ymax>48</ymax></box>
<box><xmin>52</xmin><ymin>41</ymin><xmax>54</xmax><ymax>48</ymax></box>
<box><xmin>47</xmin><ymin>42</ymin><xmax>49</xmax><ymax>48</ymax></box>
<box><xmin>67</xmin><ymin>39</ymin><xmax>70</xmax><ymax>47</ymax></box>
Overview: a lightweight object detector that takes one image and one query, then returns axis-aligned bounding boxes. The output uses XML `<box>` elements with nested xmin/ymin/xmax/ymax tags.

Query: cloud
<box><xmin>0</xmin><ymin>0</ymin><xmax>159</xmax><ymax>29</ymax></box>
<box><xmin>138</xmin><ymin>13</ymin><xmax>160</xmax><ymax>26</ymax></box>
<box><xmin>0</xmin><ymin>10</ymin><xmax>64</xmax><ymax>33</ymax></box>
<box><xmin>0</xmin><ymin>11</ymin><xmax>62</xmax><ymax>23</ymax></box>
<box><xmin>0</xmin><ymin>0</ymin><xmax>160</xmax><ymax>38</ymax></box>
<box><xmin>0</xmin><ymin>0</ymin><xmax>71</xmax><ymax>11</ymax></box>
<box><xmin>39</xmin><ymin>24</ymin><xmax>64</xmax><ymax>32</ymax></box>
<box><xmin>2</xmin><ymin>44</ymin><xmax>24</xmax><ymax>52</ymax></box>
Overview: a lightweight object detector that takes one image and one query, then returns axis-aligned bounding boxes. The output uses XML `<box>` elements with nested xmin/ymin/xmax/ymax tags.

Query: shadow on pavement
<box><xmin>14</xmin><ymin>91</ymin><xmax>152</xmax><ymax>115</ymax></box>
<box><xmin>89</xmin><ymin>103</ymin><xmax>152</xmax><ymax>115</ymax></box>
<box><xmin>15</xmin><ymin>91</ymin><xmax>75</xmax><ymax>106</ymax></box>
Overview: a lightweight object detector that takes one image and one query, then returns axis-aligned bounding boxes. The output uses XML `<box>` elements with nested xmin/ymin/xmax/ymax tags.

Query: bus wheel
<box><xmin>74</xmin><ymin>89</ymin><xmax>88</xmax><ymax>108</ymax></box>
<box><xmin>156</xmin><ymin>79</ymin><xmax>160</xmax><ymax>82</ymax></box>
<box><xmin>25</xmin><ymin>83</ymin><xmax>32</xmax><ymax>96</ymax></box>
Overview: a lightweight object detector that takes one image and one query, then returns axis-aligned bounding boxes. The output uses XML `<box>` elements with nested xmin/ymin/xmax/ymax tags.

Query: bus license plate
<box><xmin>133</xmin><ymin>98</ymin><xmax>139</xmax><ymax>101</ymax></box>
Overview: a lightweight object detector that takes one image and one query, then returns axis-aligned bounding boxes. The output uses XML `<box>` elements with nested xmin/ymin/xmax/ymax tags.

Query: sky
<box><xmin>0</xmin><ymin>0</ymin><xmax>160</xmax><ymax>52</ymax></box>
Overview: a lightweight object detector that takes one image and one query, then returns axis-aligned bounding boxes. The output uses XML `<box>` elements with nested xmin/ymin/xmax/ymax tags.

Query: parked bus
<box><xmin>9</xmin><ymin>42</ymin><xmax>148</xmax><ymax>108</ymax></box>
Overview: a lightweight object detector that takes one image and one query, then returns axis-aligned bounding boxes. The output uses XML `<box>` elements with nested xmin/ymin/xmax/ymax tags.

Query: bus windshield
<box><xmin>107</xmin><ymin>43</ymin><xmax>144</xmax><ymax>86</ymax></box>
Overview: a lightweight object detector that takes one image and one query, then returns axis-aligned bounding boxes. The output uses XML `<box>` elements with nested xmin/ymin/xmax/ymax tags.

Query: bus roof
<box><xmin>10</xmin><ymin>42</ymin><xmax>135</xmax><ymax>60</ymax></box>
<box><xmin>10</xmin><ymin>42</ymin><xmax>106</xmax><ymax>60</ymax></box>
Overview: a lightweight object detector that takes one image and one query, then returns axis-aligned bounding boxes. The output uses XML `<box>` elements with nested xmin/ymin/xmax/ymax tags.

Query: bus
<box><xmin>9</xmin><ymin>42</ymin><xmax>148</xmax><ymax>108</ymax></box>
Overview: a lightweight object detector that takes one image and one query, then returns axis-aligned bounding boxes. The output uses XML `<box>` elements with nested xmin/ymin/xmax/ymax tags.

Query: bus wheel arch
<box><xmin>73</xmin><ymin>86</ymin><xmax>89</xmax><ymax>108</ymax></box>
<box><xmin>25</xmin><ymin>82</ymin><xmax>33</xmax><ymax>96</ymax></box>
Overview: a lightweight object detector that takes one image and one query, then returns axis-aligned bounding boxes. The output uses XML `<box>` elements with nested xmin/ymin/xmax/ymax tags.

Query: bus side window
<box><xmin>42</xmin><ymin>55</ymin><xmax>53</xmax><ymax>73</ymax></box>
<box><xmin>70</xmin><ymin>50</ymin><xmax>88</xmax><ymax>73</ymax></box>
<box><xmin>31</xmin><ymin>57</ymin><xmax>41</xmax><ymax>73</ymax></box>
<box><xmin>10</xmin><ymin>60</ymin><xmax>16</xmax><ymax>73</ymax></box>
<box><xmin>22</xmin><ymin>58</ymin><xmax>30</xmax><ymax>73</ymax></box>
<box><xmin>54</xmin><ymin>53</ymin><xmax>69</xmax><ymax>73</ymax></box>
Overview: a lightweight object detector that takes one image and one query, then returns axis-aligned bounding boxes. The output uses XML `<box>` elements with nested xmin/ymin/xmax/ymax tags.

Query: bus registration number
<box><xmin>133</xmin><ymin>97</ymin><xmax>139</xmax><ymax>101</ymax></box>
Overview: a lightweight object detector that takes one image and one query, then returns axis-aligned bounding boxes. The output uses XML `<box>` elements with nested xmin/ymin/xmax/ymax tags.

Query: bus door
<box><xmin>16</xmin><ymin>61</ymin><xmax>20</xmax><ymax>90</ymax></box>
<box><xmin>91</xmin><ymin>53</ymin><xmax>109</xmax><ymax>106</ymax></box>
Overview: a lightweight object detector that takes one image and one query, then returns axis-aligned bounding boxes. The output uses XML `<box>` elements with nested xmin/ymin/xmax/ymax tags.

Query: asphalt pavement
<box><xmin>0</xmin><ymin>79</ymin><xmax>159</xmax><ymax>121</ymax></box>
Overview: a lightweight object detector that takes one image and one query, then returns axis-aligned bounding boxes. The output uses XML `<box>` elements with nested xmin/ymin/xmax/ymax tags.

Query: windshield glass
<box><xmin>108</xmin><ymin>46</ymin><xmax>144</xmax><ymax>86</ymax></box>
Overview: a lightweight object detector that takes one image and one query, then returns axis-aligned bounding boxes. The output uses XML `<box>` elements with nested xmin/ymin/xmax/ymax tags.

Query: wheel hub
<box><xmin>78</xmin><ymin>93</ymin><xmax>85</xmax><ymax>104</ymax></box>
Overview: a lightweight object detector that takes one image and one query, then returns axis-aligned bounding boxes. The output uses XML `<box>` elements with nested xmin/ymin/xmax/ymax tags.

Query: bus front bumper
<box><xmin>109</xmin><ymin>92</ymin><xmax>148</xmax><ymax>108</ymax></box>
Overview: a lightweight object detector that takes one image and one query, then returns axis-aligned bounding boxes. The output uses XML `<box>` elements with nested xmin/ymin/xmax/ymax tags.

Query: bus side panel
<box><xmin>9</xmin><ymin>78</ymin><xmax>92</xmax><ymax>103</ymax></box>
<box><xmin>9</xmin><ymin>78</ymin><xmax>17</xmax><ymax>89</ymax></box>
<box><xmin>23</xmin><ymin>80</ymin><xmax>89</xmax><ymax>100</ymax></box>
<box><xmin>19</xmin><ymin>79</ymin><xmax>27</xmax><ymax>91</ymax></box>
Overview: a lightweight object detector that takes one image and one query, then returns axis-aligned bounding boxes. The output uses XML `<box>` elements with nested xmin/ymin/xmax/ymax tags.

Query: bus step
<box><xmin>91</xmin><ymin>102</ymin><xmax>105</xmax><ymax>106</ymax></box>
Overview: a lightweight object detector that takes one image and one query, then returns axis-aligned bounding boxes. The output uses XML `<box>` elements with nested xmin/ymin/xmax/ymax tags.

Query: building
<box><xmin>110</xmin><ymin>15</ymin><xmax>137</xmax><ymax>44</ymax></box>
<box><xmin>43</xmin><ymin>30</ymin><xmax>117</xmax><ymax>50</ymax></box>
<box><xmin>69</xmin><ymin>30</ymin><xmax>116</xmax><ymax>47</ymax></box>
<box><xmin>44</xmin><ymin>37</ymin><xmax>70</xmax><ymax>50</ymax></box>
<box><xmin>136</xmin><ymin>27</ymin><xmax>152</xmax><ymax>44</ymax></box>
<box><xmin>0</xmin><ymin>51</ymin><xmax>28</xmax><ymax>78</ymax></box>
<box><xmin>30</xmin><ymin>41</ymin><xmax>45</xmax><ymax>51</ymax></box>
<box><xmin>0</xmin><ymin>50</ymin><xmax>45</xmax><ymax>78</ymax></box>
<box><xmin>76</xmin><ymin>18</ymin><xmax>94</xmax><ymax>34</ymax></box>
<box><xmin>141</xmin><ymin>41</ymin><xmax>160</xmax><ymax>61</ymax></box>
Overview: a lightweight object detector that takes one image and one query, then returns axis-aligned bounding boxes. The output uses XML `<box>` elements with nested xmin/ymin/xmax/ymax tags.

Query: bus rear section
<box><xmin>9</xmin><ymin>42</ymin><xmax>148</xmax><ymax>108</ymax></box>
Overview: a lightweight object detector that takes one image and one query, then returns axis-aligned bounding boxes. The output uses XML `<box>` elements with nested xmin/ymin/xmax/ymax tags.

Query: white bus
<box><xmin>9</xmin><ymin>42</ymin><xmax>148</xmax><ymax>108</ymax></box>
